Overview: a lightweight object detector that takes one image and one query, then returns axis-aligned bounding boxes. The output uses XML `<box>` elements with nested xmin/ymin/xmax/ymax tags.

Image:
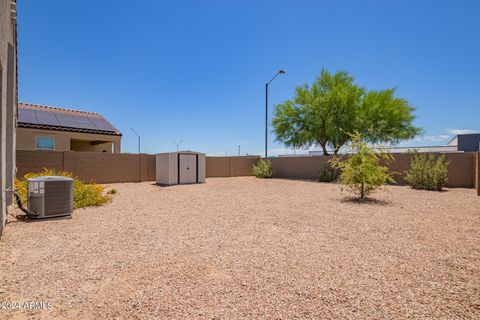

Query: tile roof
<box><xmin>18</xmin><ymin>102</ymin><xmax>122</xmax><ymax>136</ymax></box>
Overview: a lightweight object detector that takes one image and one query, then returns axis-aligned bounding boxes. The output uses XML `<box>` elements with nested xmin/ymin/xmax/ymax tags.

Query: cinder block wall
<box><xmin>16</xmin><ymin>151</ymin><xmax>157</xmax><ymax>183</ymax></box>
<box><xmin>15</xmin><ymin>152</ymin><xmax>259</xmax><ymax>183</ymax></box>
<box><xmin>16</xmin><ymin>150</ymin><xmax>64</xmax><ymax>176</ymax></box>
<box><xmin>386</xmin><ymin>153</ymin><xmax>475</xmax><ymax>188</ymax></box>
<box><xmin>14</xmin><ymin>151</ymin><xmax>477</xmax><ymax>189</ymax></box>
<box><xmin>269</xmin><ymin>156</ymin><xmax>333</xmax><ymax>179</ymax></box>
<box><xmin>269</xmin><ymin>152</ymin><xmax>477</xmax><ymax>188</ymax></box>
<box><xmin>206</xmin><ymin>156</ymin><xmax>260</xmax><ymax>177</ymax></box>
<box><xmin>476</xmin><ymin>153</ymin><xmax>480</xmax><ymax>195</ymax></box>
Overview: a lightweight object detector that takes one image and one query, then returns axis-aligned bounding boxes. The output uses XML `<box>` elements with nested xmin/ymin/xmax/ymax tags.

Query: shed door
<box><xmin>179</xmin><ymin>154</ymin><xmax>197</xmax><ymax>184</ymax></box>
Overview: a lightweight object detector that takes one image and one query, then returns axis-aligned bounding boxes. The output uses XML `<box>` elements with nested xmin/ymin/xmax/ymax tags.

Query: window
<box><xmin>36</xmin><ymin>136</ymin><xmax>55</xmax><ymax>150</ymax></box>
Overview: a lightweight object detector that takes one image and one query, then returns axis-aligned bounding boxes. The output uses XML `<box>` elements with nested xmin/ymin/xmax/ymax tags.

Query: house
<box><xmin>17</xmin><ymin>103</ymin><xmax>122</xmax><ymax>153</ymax></box>
<box><xmin>0</xmin><ymin>0</ymin><xmax>18</xmax><ymax>233</ymax></box>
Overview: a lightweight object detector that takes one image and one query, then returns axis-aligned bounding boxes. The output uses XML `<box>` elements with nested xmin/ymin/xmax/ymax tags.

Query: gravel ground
<box><xmin>1</xmin><ymin>177</ymin><xmax>479</xmax><ymax>319</ymax></box>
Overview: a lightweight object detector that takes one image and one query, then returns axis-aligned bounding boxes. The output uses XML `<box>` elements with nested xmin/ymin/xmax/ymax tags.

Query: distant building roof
<box><xmin>283</xmin><ymin>145</ymin><xmax>462</xmax><ymax>157</ymax></box>
<box><xmin>452</xmin><ymin>133</ymin><xmax>480</xmax><ymax>152</ymax></box>
<box><xmin>18</xmin><ymin>103</ymin><xmax>121</xmax><ymax>136</ymax></box>
<box><xmin>368</xmin><ymin>145</ymin><xmax>460</xmax><ymax>154</ymax></box>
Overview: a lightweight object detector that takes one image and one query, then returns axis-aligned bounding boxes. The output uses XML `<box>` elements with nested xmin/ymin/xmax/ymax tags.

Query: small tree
<box><xmin>331</xmin><ymin>132</ymin><xmax>395</xmax><ymax>199</ymax></box>
<box><xmin>272</xmin><ymin>69</ymin><xmax>421</xmax><ymax>155</ymax></box>
<box><xmin>405</xmin><ymin>153</ymin><xmax>449</xmax><ymax>191</ymax></box>
<box><xmin>252</xmin><ymin>159</ymin><xmax>273</xmax><ymax>178</ymax></box>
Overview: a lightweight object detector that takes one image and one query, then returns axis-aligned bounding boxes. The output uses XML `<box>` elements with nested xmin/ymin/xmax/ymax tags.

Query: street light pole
<box><xmin>130</xmin><ymin>128</ymin><xmax>140</xmax><ymax>154</ymax></box>
<box><xmin>265</xmin><ymin>83</ymin><xmax>268</xmax><ymax>159</ymax></box>
<box><xmin>172</xmin><ymin>140</ymin><xmax>183</xmax><ymax>151</ymax></box>
<box><xmin>265</xmin><ymin>70</ymin><xmax>285</xmax><ymax>158</ymax></box>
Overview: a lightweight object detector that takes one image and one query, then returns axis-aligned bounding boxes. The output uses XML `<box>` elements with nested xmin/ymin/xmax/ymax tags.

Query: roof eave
<box><xmin>17</xmin><ymin>123</ymin><xmax>122</xmax><ymax>136</ymax></box>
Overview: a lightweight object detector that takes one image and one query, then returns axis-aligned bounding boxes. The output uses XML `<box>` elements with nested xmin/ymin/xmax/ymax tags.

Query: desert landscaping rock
<box><xmin>0</xmin><ymin>177</ymin><xmax>479</xmax><ymax>319</ymax></box>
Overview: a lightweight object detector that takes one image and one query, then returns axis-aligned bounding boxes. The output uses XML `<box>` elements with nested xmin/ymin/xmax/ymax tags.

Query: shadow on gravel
<box><xmin>7</xmin><ymin>211</ymin><xmax>72</xmax><ymax>224</ymax></box>
<box><xmin>340</xmin><ymin>197</ymin><xmax>391</xmax><ymax>206</ymax></box>
<box><xmin>151</xmin><ymin>183</ymin><xmax>173</xmax><ymax>188</ymax></box>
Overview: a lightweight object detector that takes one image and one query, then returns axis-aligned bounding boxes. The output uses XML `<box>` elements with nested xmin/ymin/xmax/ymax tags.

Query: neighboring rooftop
<box><xmin>18</xmin><ymin>103</ymin><xmax>121</xmax><ymax>136</ymax></box>
<box><xmin>278</xmin><ymin>133</ymin><xmax>480</xmax><ymax>157</ymax></box>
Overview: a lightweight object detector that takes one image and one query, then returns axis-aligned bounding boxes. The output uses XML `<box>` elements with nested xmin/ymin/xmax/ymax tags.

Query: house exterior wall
<box><xmin>70</xmin><ymin>140</ymin><xmax>113</xmax><ymax>153</ymax></box>
<box><xmin>16</xmin><ymin>127</ymin><xmax>121</xmax><ymax>153</ymax></box>
<box><xmin>0</xmin><ymin>1</ymin><xmax>17</xmax><ymax>234</ymax></box>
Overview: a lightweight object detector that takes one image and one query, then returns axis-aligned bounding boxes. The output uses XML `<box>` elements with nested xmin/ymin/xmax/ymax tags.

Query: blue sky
<box><xmin>17</xmin><ymin>0</ymin><xmax>480</xmax><ymax>155</ymax></box>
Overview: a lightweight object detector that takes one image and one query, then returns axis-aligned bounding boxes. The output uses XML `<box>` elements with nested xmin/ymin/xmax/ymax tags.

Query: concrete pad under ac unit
<box><xmin>156</xmin><ymin>151</ymin><xmax>206</xmax><ymax>185</ymax></box>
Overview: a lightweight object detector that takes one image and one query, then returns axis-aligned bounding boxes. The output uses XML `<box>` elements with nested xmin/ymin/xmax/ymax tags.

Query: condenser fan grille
<box><xmin>44</xmin><ymin>181</ymin><xmax>74</xmax><ymax>216</ymax></box>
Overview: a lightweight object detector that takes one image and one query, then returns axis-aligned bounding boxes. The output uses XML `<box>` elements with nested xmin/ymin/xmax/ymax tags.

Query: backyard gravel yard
<box><xmin>1</xmin><ymin>177</ymin><xmax>479</xmax><ymax>319</ymax></box>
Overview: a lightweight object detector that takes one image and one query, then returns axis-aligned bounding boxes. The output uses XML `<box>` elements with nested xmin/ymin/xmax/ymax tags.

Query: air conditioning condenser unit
<box><xmin>27</xmin><ymin>176</ymin><xmax>74</xmax><ymax>218</ymax></box>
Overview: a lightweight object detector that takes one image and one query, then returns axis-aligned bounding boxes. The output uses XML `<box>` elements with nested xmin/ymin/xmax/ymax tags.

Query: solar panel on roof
<box><xmin>18</xmin><ymin>108</ymin><xmax>38</xmax><ymax>124</ymax></box>
<box><xmin>73</xmin><ymin>115</ymin><xmax>99</xmax><ymax>130</ymax></box>
<box><xmin>35</xmin><ymin>110</ymin><xmax>61</xmax><ymax>126</ymax></box>
<box><xmin>18</xmin><ymin>105</ymin><xmax>118</xmax><ymax>134</ymax></box>
<box><xmin>55</xmin><ymin>113</ymin><xmax>79</xmax><ymax>128</ymax></box>
<box><xmin>91</xmin><ymin>118</ymin><xmax>115</xmax><ymax>131</ymax></box>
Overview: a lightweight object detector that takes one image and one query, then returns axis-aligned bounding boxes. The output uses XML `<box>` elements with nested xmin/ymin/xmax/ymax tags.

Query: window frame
<box><xmin>35</xmin><ymin>136</ymin><xmax>55</xmax><ymax>151</ymax></box>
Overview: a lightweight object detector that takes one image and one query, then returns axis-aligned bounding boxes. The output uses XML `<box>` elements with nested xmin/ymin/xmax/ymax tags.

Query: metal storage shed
<box><xmin>156</xmin><ymin>151</ymin><xmax>206</xmax><ymax>185</ymax></box>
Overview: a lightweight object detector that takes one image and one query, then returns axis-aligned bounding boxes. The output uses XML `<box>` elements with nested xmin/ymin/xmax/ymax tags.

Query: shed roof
<box><xmin>18</xmin><ymin>103</ymin><xmax>122</xmax><ymax>136</ymax></box>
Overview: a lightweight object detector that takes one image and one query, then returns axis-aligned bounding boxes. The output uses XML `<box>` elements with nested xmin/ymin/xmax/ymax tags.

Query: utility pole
<box><xmin>238</xmin><ymin>145</ymin><xmax>241</xmax><ymax>156</ymax></box>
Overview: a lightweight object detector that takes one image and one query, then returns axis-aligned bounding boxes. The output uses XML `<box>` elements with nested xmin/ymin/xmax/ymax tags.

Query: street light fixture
<box><xmin>172</xmin><ymin>140</ymin><xmax>183</xmax><ymax>151</ymax></box>
<box><xmin>265</xmin><ymin>70</ymin><xmax>285</xmax><ymax>158</ymax></box>
<box><xmin>130</xmin><ymin>128</ymin><xmax>140</xmax><ymax>154</ymax></box>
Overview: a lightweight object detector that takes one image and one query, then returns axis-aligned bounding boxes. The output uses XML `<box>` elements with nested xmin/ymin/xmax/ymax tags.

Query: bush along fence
<box><xmin>16</xmin><ymin>150</ymin><xmax>480</xmax><ymax>190</ymax></box>
<box><xmin>269</xmin><ymin>152</ymin><xmax>478</xmax><ymax>189</ymax></box>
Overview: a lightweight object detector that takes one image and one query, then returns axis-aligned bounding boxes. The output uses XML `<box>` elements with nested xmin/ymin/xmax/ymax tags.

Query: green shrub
<box><xmin>15</xmin><ymin>168</ymin><xmax>111</xmax><ymax>209</ymax></box>
<box><xmin>107</xmin><ymin>188</ymin><xmax>118</xmax><ymax>195</ymax></box>
<box><xmin>331</xmin><ymin>132</ymin><xmax>395</xmax><ymax>199</ymax></box>
<box><xmin>318</xmin><ymin>164</ymin><xmax>339</xmax><ymax>183</ymax></box>
<box><xmin>252</xmin><ymin>159</ymin><xmax>273</xmax><ymax>178</ymax></box>
<box><xmin>405</xmin><ymin>153</ymin><xmax>449</xmax><ymax>191</ymax></box>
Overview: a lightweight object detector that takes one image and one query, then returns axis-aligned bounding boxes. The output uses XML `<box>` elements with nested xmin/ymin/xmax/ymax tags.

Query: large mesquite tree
<box><xmin>272</xmin><ymin>69</ymin><xmax>421</xmax><ymax>155</ymax></box>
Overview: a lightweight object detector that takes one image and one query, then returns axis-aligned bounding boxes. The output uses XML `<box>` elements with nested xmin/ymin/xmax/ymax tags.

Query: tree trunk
<box><xmin>333</xmin><ymin>142</ymin><xmax>346</xmax><ymax>155</ymax></box>
<box><xmin>320</xmin><ymin>144</ymin><xmax>329</xmax><ymax>156</ymax></box>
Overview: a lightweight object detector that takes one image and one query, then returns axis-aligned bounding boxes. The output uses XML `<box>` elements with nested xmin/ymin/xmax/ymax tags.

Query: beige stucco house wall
<box><xmin>17</xmin><ymin>127</ymin><xmax>121</xmax><ymax>153</ymax></box>
<box><xmin>0</xmin><ymin>1</ymin><xmax>17</xmax><ymax>233</ymax></box>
